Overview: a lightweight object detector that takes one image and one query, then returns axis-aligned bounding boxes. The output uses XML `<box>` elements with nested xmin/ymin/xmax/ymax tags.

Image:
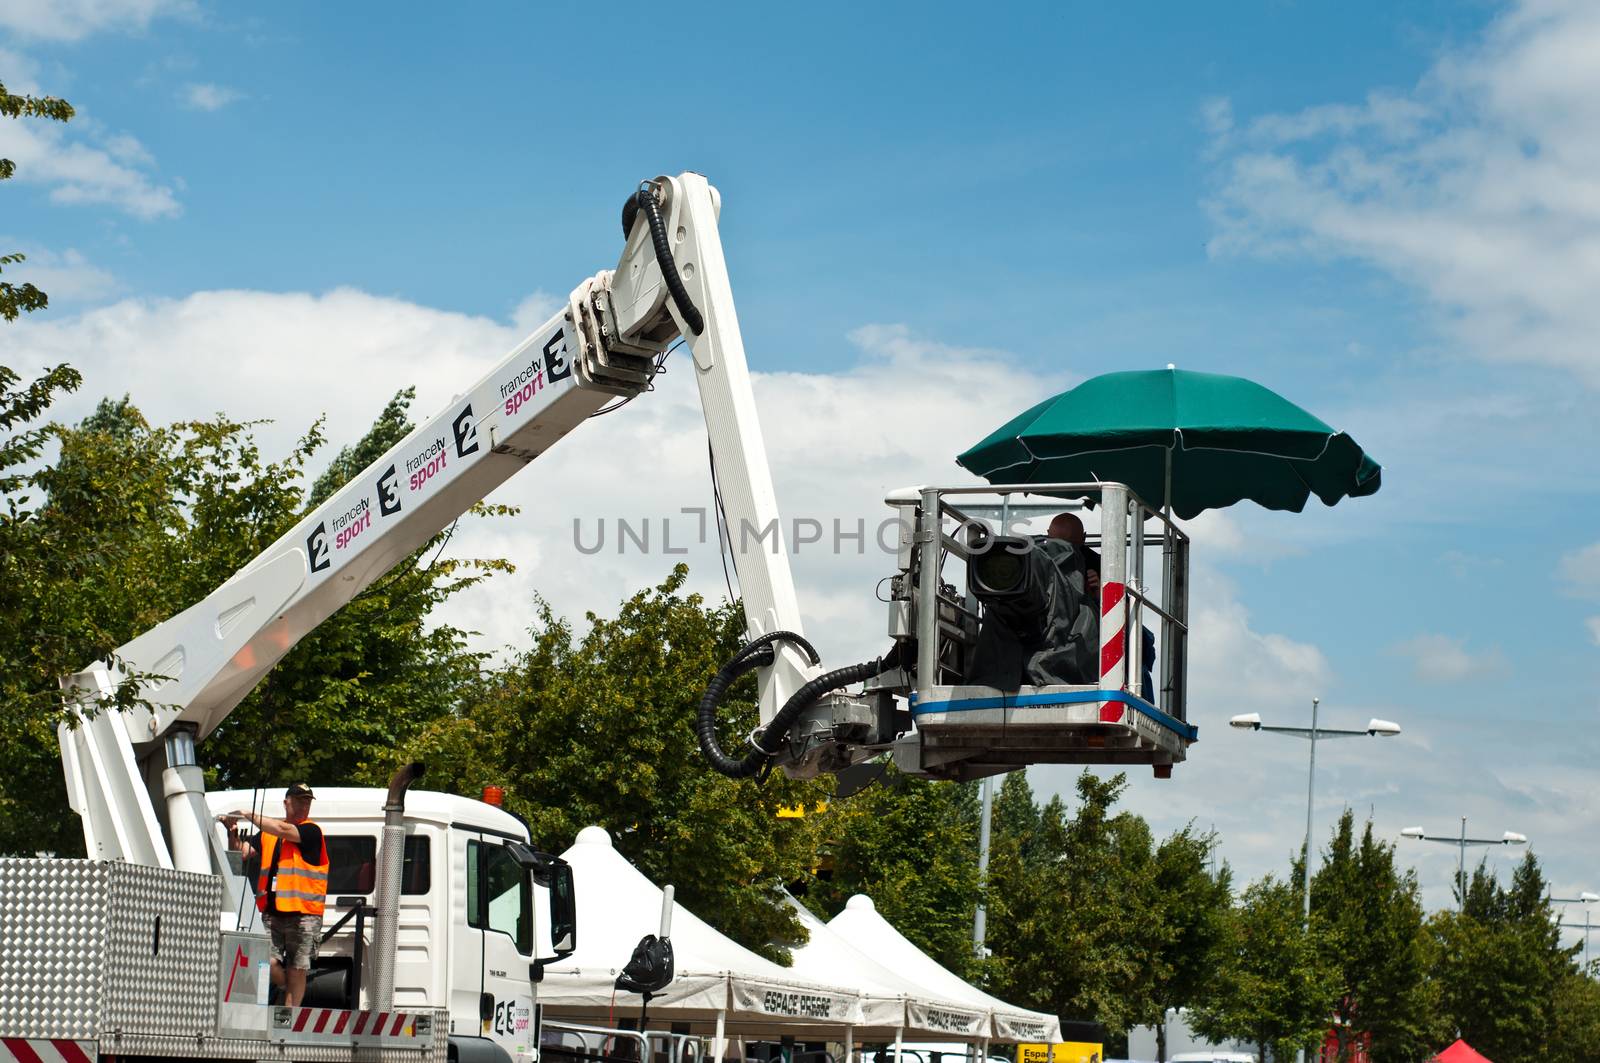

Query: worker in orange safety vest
<box><xmin>223</xmin><ymin>783</ymin><xmax>328</xmax><ymax>1007</ymax></box>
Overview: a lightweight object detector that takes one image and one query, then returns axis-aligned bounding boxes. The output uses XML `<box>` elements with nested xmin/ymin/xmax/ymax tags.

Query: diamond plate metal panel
<box><xmin>103</xmin><ymin>860</ymin><xmax>221</xmax><ymax>1037</ymax></box>
<box><xmin>0</xmin><ymin>858</ymin><xmax>221</xmax><ymax>1043</ymax></box>
<box><xmin>0</xmin><ymin>858</ymin><xmax>110</xmax><ymax>1039</ymax></box>
<box><xmin>3</xmin><ymin>857</ymin><xmax>442</xmax><ymax>1063</ymax></box>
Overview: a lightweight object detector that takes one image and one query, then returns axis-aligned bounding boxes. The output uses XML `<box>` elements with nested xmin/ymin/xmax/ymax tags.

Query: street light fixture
<box><xmin>1230</xmin><ymin>698</ymin><xmax>1402</xmax><ymax>1063</ymax></box>
<box><xmin>1552</xmin><ymin>891</ymin><xmax>1600</xmax><ymax>970</ymax></box>
<box><xmin>1400</xmin><ymin>817</ymin><xmax>1528</xmax><ymax>910</ymax></box>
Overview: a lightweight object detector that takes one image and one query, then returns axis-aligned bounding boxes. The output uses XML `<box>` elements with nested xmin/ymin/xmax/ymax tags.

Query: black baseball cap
<box><xmin>285</xmin><ymin>783</ymin><xmax>315</xmax><ymax>799</ymax></box>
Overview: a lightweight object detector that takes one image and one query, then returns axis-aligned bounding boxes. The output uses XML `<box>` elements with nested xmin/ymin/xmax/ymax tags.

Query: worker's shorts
<box><xmin>265</xmin><ymin>911</ymin><xmax>322</xmax><ymax>971</ymax></box>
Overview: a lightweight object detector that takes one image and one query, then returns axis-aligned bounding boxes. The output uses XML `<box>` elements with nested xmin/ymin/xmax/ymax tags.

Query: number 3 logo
<box><xmin>543</xmin><ymin>329</ymin><xmax>571</xmax><ymax>383</ymax></box>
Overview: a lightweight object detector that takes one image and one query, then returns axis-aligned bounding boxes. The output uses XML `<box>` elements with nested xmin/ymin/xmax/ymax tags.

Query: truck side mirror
<box><xmin>544</xmin><ymin>858</ymin><xmax>576</xmax><ymax>959</ymax></box>
<box><xmin>505</xmin><ymin>842</ymin><xmax>577</xmax><ymax>963</ymax></box>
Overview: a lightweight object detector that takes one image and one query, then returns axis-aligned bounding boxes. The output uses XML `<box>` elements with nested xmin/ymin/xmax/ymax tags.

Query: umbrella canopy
<box><xmin>956</xmin><ymin>368</ymin><xmax>1381</xmax><ymax>520</ymax></box>
<box><xmin>1432</xmin><ymin>1040</ymin><xmax>1493</xmax><ymax>1063</ymax></box>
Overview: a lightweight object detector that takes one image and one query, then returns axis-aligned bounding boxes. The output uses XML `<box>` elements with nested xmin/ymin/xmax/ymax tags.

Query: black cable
<box><xmin>707</xmin><ymin>442</ymin><xmax>738</xmax><ymax>607</ymax></box>
<box><xmin>695</xmin><ymin>631</ymin><xmax>817</xmax><ymax>779</ymax></box>
<box><xmin>630</xmin><ymin>183</ymin><xmax>704</xmax><ymax>336</ymax></box>
<box><xmin>358</xmin><ymin>515</ymin><xmax>462</xmax><ymax>615</ymax></box>
<box><xmin>697</xmin><ymin>635</ymin><xmax>903</xmax><ymax>781</ymax></box>
<box><xmin>587</xmin><ymin>338</ymin><xmax>679</xmax><ymax>419</ymax></box>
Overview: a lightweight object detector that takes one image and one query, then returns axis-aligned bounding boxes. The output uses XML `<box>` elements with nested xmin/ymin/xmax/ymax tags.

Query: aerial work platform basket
<box><xmin>885</xmin><ymin>482</ymin><xmax>1195</xmax><ymax>781</ymax></box>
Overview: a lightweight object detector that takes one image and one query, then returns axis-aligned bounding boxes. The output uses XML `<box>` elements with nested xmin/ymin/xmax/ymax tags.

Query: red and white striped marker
<box><xmin>2</xmin><ymin>1039</ymin><xmax>96</xmax><ymax>1063</ymax></box>
<box><xmin>1098</xmin><ymin>579</ymin><xmax>1128</xmax><ymax>722</ymax></box>
<box><xmin>288</xmin><ymin>1009</ymin><xmax>415</xmax><ymax>1039</ymax></box>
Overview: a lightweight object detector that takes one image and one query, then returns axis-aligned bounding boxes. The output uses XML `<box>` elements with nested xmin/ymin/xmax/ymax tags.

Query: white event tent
<box><xmin>784</xmin><ymin>894</ymin><xmax>990</xmax><ymax>1056</ymax></box>
<box><xmin>827</xmin><ymin>895</ymin><xmax>1062</xmax><ymax>1044</ymax></box>
<box><xmin>540</xmin><ymin>826</ymin><xmax>862</xmax><ymax>1053</ymax></box>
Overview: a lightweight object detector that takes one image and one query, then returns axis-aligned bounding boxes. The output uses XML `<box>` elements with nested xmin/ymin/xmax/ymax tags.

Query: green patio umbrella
<box><xmin>956</xmin><ymin>367</ymin><xmax>1382</xmax><ymax>520</ymax></box>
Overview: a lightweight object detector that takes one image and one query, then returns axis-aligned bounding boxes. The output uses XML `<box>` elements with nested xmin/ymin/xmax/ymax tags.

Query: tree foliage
<box><xmin>976</xmin><ymin>770</ymin><xmax>1232</xmax><ymax>1049</ymax></box>
<box><xmin>202</xmin><ymin>387</ymin><xmax>509</xmax><ymax>792</ymax></box>
<box><xmin>1</xmin><ymin>77</ymin><xmax>75</xmax><ymax>321</ymax></box>
<box><xmin>1426</xmin><ymin>852</ymin><xmax>1577</xmax><ymax>1061</ymax></box>
<box><xmin>1310</xmin><ymin>810</ymin><xmax>1433</xmax><ymax>1061</ymax></box>
<box><xmin>0</xmin><ymin>386</ymin><xmax>504</xmax><ymax>854</ymax></box>
<box><xmin>397</xmin><ymin>565</ymin><xmax>833</xmax><ymax>962</ymax></box>
<box><xmin>1548</xmin><ymin>968</ymin><xmax>1600</xmax><ymax>1063</ymax></box>
<box><xmin>807</xmin><ymin>766</ymin><xmax>981</xmax><ymax>976</ymax></box>
<box><xmin>1146</xmin><ymin>824</ymin><xmax>1234</xmax><ymax>1058</ymax></box>
<box><xmin>1190</xmin><ymin>874</ymin><xmax>1340</xmax><ymax>1063</ymax></box>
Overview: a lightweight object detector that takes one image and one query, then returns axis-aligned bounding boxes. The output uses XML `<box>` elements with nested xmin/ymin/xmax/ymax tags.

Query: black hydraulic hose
<box><xmin>697</xmin><ymin>631</ymin><xmax>819</xmax><ymax>779</ymax></box>
<box><xmin>697</xmin><ymin>646</ymin><xmax>775</xmax><ymax>779</ymax></box>
<box><xmin>624</xmin><ymin>183</ymin><xmax>705</xmax><ymax>336</ymax></box>
<box><xmin>699</xmin><ymin>635</ymin><xmax>907</xmax><ymax>780</ymax></box>
<box><xmin>736</xmin><ymin>629</ymin><xmax>820</xmax><ymax>669</ymax></box>
<box><xmin>753</xmin><ymin>657</ymin><xmax>884</xmax><ymax>758</ymax></box>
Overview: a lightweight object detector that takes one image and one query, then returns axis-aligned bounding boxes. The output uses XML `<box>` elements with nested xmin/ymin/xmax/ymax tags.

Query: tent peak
<box><xmin>846</xmin><ymin>894</ymin><xmax>877</xmax><ymax>912</ymax></box>
<box><xmin>574</xmin><ymin>825</ymin><xmax>613</xmax><ymax>847</ymax></box>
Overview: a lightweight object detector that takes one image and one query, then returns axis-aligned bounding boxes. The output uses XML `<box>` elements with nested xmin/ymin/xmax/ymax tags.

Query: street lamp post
<box><xmin>1230</xmin><ymin>699</ymin><xmax>1402</xmax><ymax>1063</ymax></box>
<box><xmin>1552</xmin><ymin>891</ymin><xmax>1600</xmax><ymax>970</ymax></box>
<box><xmin>1400</xmin><ymin>818</ymin><xmax>1527</xmax><ymax>909</ymax></box>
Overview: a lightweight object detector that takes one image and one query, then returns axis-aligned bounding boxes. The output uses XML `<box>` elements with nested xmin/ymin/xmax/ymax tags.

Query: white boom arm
<box><xmin>58</xmin><ymin>173</ymin><xmax>816</xmax><ymax>905</ymax></box>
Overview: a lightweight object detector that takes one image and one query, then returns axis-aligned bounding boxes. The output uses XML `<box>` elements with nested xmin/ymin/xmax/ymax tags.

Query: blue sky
<box><xmin>7</xmin><ymin>0</ymin><xmax>1600</xmax><ymax>926</ymax></box>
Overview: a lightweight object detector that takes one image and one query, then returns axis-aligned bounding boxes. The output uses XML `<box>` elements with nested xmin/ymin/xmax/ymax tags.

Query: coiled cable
<box><xmin>622</xmin><ymin>182</ymin><xmax>705</xmax><ymax>336</ymax></box>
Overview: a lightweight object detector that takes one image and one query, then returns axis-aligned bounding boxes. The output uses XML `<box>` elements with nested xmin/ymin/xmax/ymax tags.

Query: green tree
<box><xmin>1191</xmin><ymin>874</ymin><xmax>1340</xmax><ymax>1063</ymax></box>
<box><xmin>810</xmin><ymin>765</ymin><xmax>981</xmax><ymax>976</ymax></box>
<box><xmin>0</xmin><ymin>364</ymin><xmax>83</xmax><ymax>850</ymax></box>
<box><xmin>0</xmin><ymin>389</ymin><xmax>505</xmax><ymax>853</ymax></box>
<box><xmin>1310</xmin><ymin>811</ymin><xmax>1433</xmax><ymax>1061</ymax></box>
<box><xmin>1145</xmin><ymin>826</ymin><xmax>1233</xmax><ymax>1062</ymax></box>
<box><xmin>2</xmin><ymin>77</ymin><xmax>74</xmax><ymax>320</ymax></box>
<box><xmin>399</xmin><ymin>566</ymin><xmax>833</xmax><ymax>961</ymax></box>
<box><xmin>1548</xmin><ymin>969</ymin><xmax>1600</xmax><ymax>1063</ymax></box>
<box><xmin>1427</xmin><ymin>852</ymin><xmax>1576</xmax><ymax>1060</ymax></box>
<box><xmin>983</xmin><ymin>771</ymin><xmax>1164</xmax><ymax>1036</ymax></box>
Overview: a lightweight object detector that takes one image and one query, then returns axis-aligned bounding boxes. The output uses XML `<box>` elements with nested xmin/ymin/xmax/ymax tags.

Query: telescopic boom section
<box><xmin>57</xmin><ymin>173</ymin><xmax>820</xmax><ymax>882</ymax></box>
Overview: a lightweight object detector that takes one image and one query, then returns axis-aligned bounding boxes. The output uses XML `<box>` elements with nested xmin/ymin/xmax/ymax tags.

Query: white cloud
<box><xmin>0</xmin><ymin>47</ymin><xmax>45</xmax><ymax>94</ymax></box>
<box><xmin>1559</xmin><ymin>541</ymin><xmax>1600</xmax><ymax>596</ymax></box>
<box><xmin>180</xmin><ymin>82</ymin><xmax>240</xmax><ymax>112</ymax></box>
<box><xmin>0</xmin><ymin>0</ymin><xmax>193</xmax><ymax>42</ymax></box>
<box><xmin>1188</xmin><ymin>567</ymin><xmax>1332</xmax><ymax>710</ymax></box>
<box><xmin>5</xmin><ymin>296</ymin><xmax>1051</xmax><ymax>668</ymax></box>
<box><xmin>1204</xmin><ymin>0</ymin><xmax>1600</xmax><ymax>386</ymax></box>
<box><xmin>0</xmin><ymin>244</ymin><xmax>118</xmax><ymax>306</ymax></box>
<box><xmin>1586</xmin><ymin>616</ymin><xmax>1600</xmax><ymax>646</ymax></box>
<box><xmin>1392</xmin><ymin>632</ymin><xmax>1506</xmax><ymax>683</ymax></box>
<box><xmin>0</xmin><ymin>115</ymin><xmax>179</xmax><ymax>219</ymax></box>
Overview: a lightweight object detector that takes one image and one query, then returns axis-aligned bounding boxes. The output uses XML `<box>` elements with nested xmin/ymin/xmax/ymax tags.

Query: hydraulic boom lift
<box><xmin>4</xmin><ymin>172</ymin><xmax>1196</xmax><ymax>1063</ymax></box>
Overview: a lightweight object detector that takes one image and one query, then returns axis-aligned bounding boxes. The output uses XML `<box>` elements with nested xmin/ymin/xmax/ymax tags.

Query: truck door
<box><xmin>448</xmin><ymin>828</ymin><xmax>485</xmax><ymax>1036</ymax></box>
<box><xmin>453</xmin><ymin>831</ymin><xmax>536</xmax><ymax>1062</ymax></box>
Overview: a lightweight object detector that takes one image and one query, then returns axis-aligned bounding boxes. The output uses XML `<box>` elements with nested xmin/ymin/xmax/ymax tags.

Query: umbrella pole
<box><xmin>713</xmin><ymin>1010</ymin><xmax>726</xmax><ymax>1063</ymax></box>
<box><xmin>1164</xmin><ymin>445</ymin><xmax>1173</xmax><ymax>523</ymax></box>
<box><xmin>1161</xmin><ymin>445</ymin><xmax>1175</xmax><ymax>710</ymax></box>
<box><xmin>843</xmin><ymin>1024</ymin><xmax>853</xmax><ymax>1063</ymax></box>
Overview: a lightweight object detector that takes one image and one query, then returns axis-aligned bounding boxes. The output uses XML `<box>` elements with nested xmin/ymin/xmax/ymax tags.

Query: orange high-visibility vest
<box><xmin>257</xmin><ymin>825</ymin><xmax>329</xmax><ymax>916</ymax></box>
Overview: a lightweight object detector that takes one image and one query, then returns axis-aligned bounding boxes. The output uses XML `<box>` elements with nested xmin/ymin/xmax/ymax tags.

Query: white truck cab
<box><xmin>208</xmin><ymin>787</ymin><xmax>574</xmax><ymax>1063</ymax></box>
